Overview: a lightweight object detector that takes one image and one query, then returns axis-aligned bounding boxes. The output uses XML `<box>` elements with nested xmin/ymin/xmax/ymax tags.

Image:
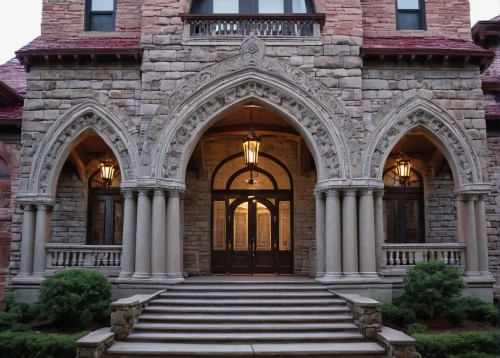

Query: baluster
<box><xmin>70</xmin><ymin>251</ymin><xmax>76</xmax><ymax>266</ymax></box>
<box><xmin>449</xmin><ymin>250</ymin><xmax>456</xmax><ymax>265</ymax></box>
<box><xmin>50</xmin><ymin>252</ymin><xmax>56</xmax><ymax>267</ymax></box>
<box><xmin>444</xmin><ymin>250</ymin><xmax>450</xmax><ymax>264</ymax></box>
<box><xmin>389</xmin><ymin>250</ymin><xmax>394</xmax><ymax>265</ymax></box>
<box><xmin>117</xmin><ymin>252</ymin><xmax>121</xmax><ymax>267</ymax></box>
<box><xmin>397</xmin><ymin>251</ymin><xmax>402</xmax><ymax>265</ymax></box>
<box><xmin>402</xmin><ymin>251</ymin><xmax>408</xmax><ymax>265</ymax></box>
<box><xmin>57</xmin><ymin>251</ymin><xmax>64</xmax><ymax>266</ymax></box>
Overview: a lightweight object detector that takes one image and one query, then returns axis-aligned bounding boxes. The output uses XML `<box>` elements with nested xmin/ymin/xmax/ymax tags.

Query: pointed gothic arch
<box><xmin>142</xmin><ymin>36</ymin><xmax>356</xmax><ymax>182</ymax></box>
<box><xmin>28</xmin><ymin>100</ymin><xmax>139</xmax><ymax>197</ymax></box>
<box><xmin>362</xmin><ymin>96</ymin><xmax>483</xmax><ymax>186</ymax></box>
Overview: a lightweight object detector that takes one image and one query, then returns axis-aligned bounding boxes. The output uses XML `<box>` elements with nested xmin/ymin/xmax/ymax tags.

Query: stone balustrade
<box><xmin>45</xmin><ymin>244</ymin><xmax>122</xmax><ymax>270</ymax></box>
<box><xmin>381</xmin><ymin>243</ymin><xmax>466</xmax><ymax>274</ymax></box>
<box><xmin>181</xmin><ymin>14</ymin><xmax>324</xmax><ymax>38</ymax></box>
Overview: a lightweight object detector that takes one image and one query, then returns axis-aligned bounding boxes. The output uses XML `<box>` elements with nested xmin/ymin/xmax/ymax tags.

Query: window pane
<box><xmin>279</xmin><ymin>201</ymin><xmax>291</xmax><ymax>250</ymax></box>
<box><xmin>398</xmin><ymin>12</ymin><xmax>420</xmax><ymax>30</ymax></box>
<box><xmin>292</xmin><ymin>0</ymin><xmax>308</xmax><ymax>13</ymax></box>
<box><xmin>397</xmin><ymin>0</ymin><xmax>419</xmax><ymax>9</ymax></box>
<box><xmin>90</xmin><ymin>14</ymin><xmax>115</xmax><ymax>31</ymax></box>
<box><xmin>213</xmin><ymin>201</ymin><xmax>226</xmax><ymax>250</ymax></box>
<box><xmin>92</xmin><ymin>0</ymin><xmax>114</xmax><ymax>11</ymax></box>
<box><xmin>214</xmin><ymin>0</ymin><xmax>239</xmax><ymax>13</ymax></box>
<box><xmin>233</xmin><ymin>202</ymin><xmax>248</xmax><ymax>251</ymax></box>
<box><xmin>259</xmin><ymin>0</ymin><xmax>284</xmax><ymax>13</ymax></box>
<box><xmin>256</xmin><ymin>203</ymin><xmax>272</xmax><ymax>251</ymax></box>
<box><xmin>113</xmin><ymin>201</ymin><xmax>123</xmax><ymax>245</ymax></box>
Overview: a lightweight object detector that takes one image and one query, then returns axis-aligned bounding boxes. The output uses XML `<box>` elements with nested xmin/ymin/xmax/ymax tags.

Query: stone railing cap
<box><xmin>335</xmin><ymin>293</ymin><xmax>381</xmax><ymax>307</ymax></box>
<box><xmin>378</xmin><ymin>326</ymin><xmax>416</xmax><ymax>345</ymax></box>
<box><xmin>110</xmin><ymin>290</ymin><xmax>166</xmax><ymax>307</ymax></box>
<box><xmin>76</xmin><ymin>327</ymin><xmax>114</xmax><ymax>347</ymax></box>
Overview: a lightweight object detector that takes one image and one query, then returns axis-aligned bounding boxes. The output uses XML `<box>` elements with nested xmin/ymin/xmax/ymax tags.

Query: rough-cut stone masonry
<box><xmin>51</xmin><ymin>171</ymin><xmax>86</xmax><ymax>245</ymax></box>
<box><xmin>41</xmin><ymin>0</ymin><xmax>142</xmax><ymax>39</ymax></box>
<box><xmin>486</xmin><ymin>136</ymin><xmax>500</xmax><ymax>294</ymax></box>
<box><xmin>184</xmin><ymin>137</ymin><xmax>316</xmax><ymax>275</ymax></box>
<box><xmin>361</xmin><ymin>0</ymin><xmax>472</xmax><ymax>40</ymax></box>
<box><xmin>362</xmin><ymin>68</ymin><xmax>489</xmax><ymax>177</ymax></box>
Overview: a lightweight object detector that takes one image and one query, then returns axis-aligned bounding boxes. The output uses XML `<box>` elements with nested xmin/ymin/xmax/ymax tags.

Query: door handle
<box><xmin>229</xmin><ymin>241</ymin><xmax>232</xmax><ymax>250</ymax></box>
<box><xmin>252</xmin><ymin>239</ymin><xmax>255</xmax><ymax>256</ymax></box>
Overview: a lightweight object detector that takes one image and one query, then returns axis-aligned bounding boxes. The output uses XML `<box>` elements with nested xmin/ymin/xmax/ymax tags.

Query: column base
<box><xmin>480</xmin><ymin>271</ymin><xmax>493</xmax><ymax>277</ymax></box>
<box><xmin>11</xmin><ymin>274</ymin><xmax>45</xmax><ymax>285</ymax></box>
<box><xmin>316</xmin><ymin>274</ymin><xmax>342</xmax><ymax>284</ymax></box>
<box><xmin>342</xmin><ymin>272</ymin><xmax>361</xmax><ymax>278</ymax></box>
<box><xmin>360</xmin><ymin>272</ymin><xmax>380</xmax><ymax>279</ymax></box>
<box><xmin>465</xmin><ymin>271</ymin><xmax>481</xmax><ymax>277</ymax></box>
<box><xmin>118</xmin><ymin>272</ymin><xmax>134</xmax><ymax>279</ymax></box>
<box><xmin>166</xmin><ymin>272</ymin><xmax>185</xmax><ymax>283</ymax></box>
<box><xmin>150</xmin><ymin>273</ymin><xmax>167</xmax><ymax>279</ymax></box>
<box><xmin>131</xmin><ymin>272</ymin><xmax>150</xmax><ymax>279</ymax></box>
<box><xmin>315</xmin><ymin>271</ymin><xmax>326</xmax><ymax>279</ymax></box>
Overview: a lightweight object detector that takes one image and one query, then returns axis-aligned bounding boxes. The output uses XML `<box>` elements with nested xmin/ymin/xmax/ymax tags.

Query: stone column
<box><xmin>151</xmin><ymin>190</ymin><xmax>167</xmax><ymax>279</ymax></box>
<box><xmin>166</xmin><ymin>191</ymin><xmax>184</xmax><ymax>282</ymax></box>
<box><xmin>359</xmin><ymin>190</ymin><xmax>378</xmax><ymax>278</ymax></box>
<box><xmin>180</xmin><ymin>195</ymin><xmax>186</xmax><ymax>277</ymax></box>
<box><xmin>456</xmin><ymin>196</ymin><xmax>468</xmax><ymax>243</ymax></box>
<box><xmin>132</xmin><ymin>190</ymin><xmax>152</xmax><ymax>279</ymax></box>
<box><xmin>119</xmin><ymin>191</ymin><xmax>137</xmax><ymax>278</ymax></box>
<box><xmin>19</xmin><ymin>204</ymin><xmax>36</xmax><ymax>276</ymax></box>
<box><xmin>474</xmin><ymin>196</ymin><xmax>490</xmax><ymax>276</ymax></box>
<box><xmin>315</xmin><ymin>191</ymin><xmax>326</xmax><ymax>278</ymax></box>
<box><xmin>32</xmin><ymin>204</ymin><xmax>51</xmax><ymax>278</ymax></box>
<box><xmin>342</xmin><ymin>190</ymin><xmax>359</xmax><ymax>277</ymax></box>
<box><xmin>465</xmin><ymin>195</ymin><xmax>480</xmax><ymax>276</ymax></box>
<box><xmin>374</xmin><ymin>191</ymin><xmax>385</xmax><ymax>273</ymax></box>
<box><xmin>320</xmin><ymin>190</ymin><xmax>341</xmax><ymax>281</ymax></box>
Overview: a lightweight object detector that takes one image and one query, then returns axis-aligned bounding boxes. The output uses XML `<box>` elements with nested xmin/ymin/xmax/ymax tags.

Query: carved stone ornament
<box><xmin>144</xmin><ymin>36</ymin><xmax>355</xmax><ymax>181</ymax></box>
<box><xmin>29</xmin><ymin>101</ymin><xmax>139</xmax><ymax>196</ymax></box>
<box><xmin>363</xmin><ymin>98</ymin><xmax>483</xmax><ymax>186</ymax></box>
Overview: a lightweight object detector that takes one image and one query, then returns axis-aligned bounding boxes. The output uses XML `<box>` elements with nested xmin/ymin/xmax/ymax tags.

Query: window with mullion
<box><xmin>190</xmin><ymin>0</ymin><xmax>315</xmax><ymax>14</ymax></box>
<box><xmin>396</xmin><ymin>0</ymin><xmax>426</xmax><ymax>30</ymax></box>
<box><xmin>85</xmin><ymin>0</ymin><xmax>116</xmax><ymax>32</ymax></box>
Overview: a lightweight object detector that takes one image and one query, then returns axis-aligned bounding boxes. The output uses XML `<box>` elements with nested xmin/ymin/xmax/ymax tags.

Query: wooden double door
<box><xmin>212</xmin><ymin>194</ymin><xmax>293</xmax><ymax>275</ymax></box>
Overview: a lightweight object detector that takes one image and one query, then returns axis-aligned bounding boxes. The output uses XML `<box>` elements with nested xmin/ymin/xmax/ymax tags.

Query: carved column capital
<box><xmin>121</xmin><ymin>190</ymin><xmax>137</xmax><ymax>200</ymax></box>
<box><xmin>342</xmin><ymin>189</ymin><xmax>357</xmax><ymax>197</ymax></box>
<box><xmin>326</xmin><ymin>189</ymin><xmax>339</xmax><ymax>197</ymax></box>
<box><xmin>359</xmin><ymin>189</ymin><xmax>374</xmax><ymax>197</ymax></box>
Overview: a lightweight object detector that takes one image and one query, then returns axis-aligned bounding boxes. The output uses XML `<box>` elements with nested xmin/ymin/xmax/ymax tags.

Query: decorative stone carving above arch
<box><xmin>26</xmin><ymin>100</ymin><xmax>139</xmax><ymax>198</ymax></box>
<box><xmin>143</xmin><ymin>36</ymin><xmax>355</xmax><ymax>182</ymax></box>
<box><xmin>362</xmin><ymin>96</ymin><xmax>483</xmax><ymax>186</ymax></box>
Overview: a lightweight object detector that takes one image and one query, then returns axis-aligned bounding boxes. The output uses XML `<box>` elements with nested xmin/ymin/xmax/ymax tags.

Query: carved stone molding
<box><xmin>28</xmin><ymin>100</ymin><xmax>139</xmax><ymax>197</ymax></box>
<box><xmin>144</xmin><ymin>35</ymin><xmax>355</xmax><ymax>181</ymax></box>
<box><xmin>363</xmin><ymin>97</ymin><xmax>483</xmax><ymax>186</ymax></box>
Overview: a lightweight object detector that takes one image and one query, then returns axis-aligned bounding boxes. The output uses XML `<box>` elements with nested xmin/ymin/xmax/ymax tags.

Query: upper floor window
<box><xmin>396</xmin><ymin>0</ymin><xmax>426</xmax><ymax>30</ymax></box>
<box><xmin>191</xmin><ymin>0</ymin><xmax>315</xmax><ymax>14</ymax></box>
<box><xmin>85</xmin><ymin>0</ymin><xmax>116</xmax><ymax>31</ymax></box>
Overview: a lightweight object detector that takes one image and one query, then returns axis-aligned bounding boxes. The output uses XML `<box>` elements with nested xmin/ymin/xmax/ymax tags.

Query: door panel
<box><xmin>253</xmin><ymin>201</ymin><xmax>275</xmax><ymax>273</ymax></box>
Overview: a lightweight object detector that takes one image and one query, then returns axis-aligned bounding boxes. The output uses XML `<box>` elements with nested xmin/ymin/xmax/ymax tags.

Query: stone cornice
<box><xmin>453</xmin><ymin>183</ymin><xmax>491</xmax><ymax>196</ymax></box>
<box><xmin>121</xmin><ymin>179</ymin><xmax>186</xmax><ymax>193</ymax></box>
<box><xmin>315</xmin><ymin>178</ymin><xmax>384</xmax><ymax>193</ymax></box>
<box><xmin>16</xmin><ymin>193</ymin><xmax>55</xmax><ymax>207</ymax></box>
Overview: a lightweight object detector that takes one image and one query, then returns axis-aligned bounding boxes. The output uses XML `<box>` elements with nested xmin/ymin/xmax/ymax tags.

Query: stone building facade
<box><xmin>1</xmin><ymin>0</ymin><xmax>499</xmax><ymax>301</ymax></box>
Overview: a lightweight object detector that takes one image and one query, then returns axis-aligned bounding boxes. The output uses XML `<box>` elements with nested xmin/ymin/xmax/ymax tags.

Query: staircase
<box><xmin>107</xmin><ymin>278</ymin><xmax>386</xmax><ymax>357</ymax></box>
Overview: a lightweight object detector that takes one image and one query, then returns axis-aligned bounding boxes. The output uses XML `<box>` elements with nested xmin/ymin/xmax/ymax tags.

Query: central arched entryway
<box><xmin>211</xmin><ymin>153</ymin><xmax>293</xmax><ymax>275</ymax></box>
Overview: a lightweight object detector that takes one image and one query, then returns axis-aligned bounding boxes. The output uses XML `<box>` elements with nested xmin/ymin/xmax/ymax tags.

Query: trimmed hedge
<box><xmin>449</xmin><ymin>354</ymin><xmax>499</xmax><ymax>358</ymax></box>
<box><xmin>0</xmin><ymin>331</ymin><xmax>89</xmax><ymax>358</ymax></box>
<box><xmin>381</xmin><ymin>302</ymin><xmax>416</xmax><ymax>325</ymax></box>
<box><xmin>413</xmin><ymin>331</ymin><xmax>499</xmax><ymax>358</ymax></box>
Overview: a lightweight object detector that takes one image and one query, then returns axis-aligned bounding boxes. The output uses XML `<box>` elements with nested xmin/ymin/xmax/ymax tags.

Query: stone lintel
<box><xmin>315</xmin><ymin>178</ymin><xmax>384</xmax><ymax>193</ymax></box>
<box><xmin>76</xmin><ymin>327</ymin><xmax>115</xmax><ymax>348</ymax></box>
<box><xmin>453</xmin><ymin>183</ymin><xmax>491</xmax><ymax>196</ymax></box>
<box><xmin>121</xmin><ymin>179</ymin><xmax>186</xmax><ymax>193</ymax></box>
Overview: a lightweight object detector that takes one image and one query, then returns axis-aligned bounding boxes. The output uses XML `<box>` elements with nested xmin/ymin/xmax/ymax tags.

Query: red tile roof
<box><xmin>362</xmin><ymin>37</ymin><xmax>492</xmax><ymax>54</ymax></box>
<box><xmin>483</xmin><ymin>49</ymin><xmax>500</xmax><ymax>83</ymax></box>
<box><xmin>0</xmin><ymin>58</ymin><xmax>26</xmax><ymax>96</ymax></box>
<box><xmin>485</xmin><ymin>104</ymin><xmax>500</xmax><ymax>119</ymax></box>
<box><xmin>0</xmin><ymin>105</ymin><xmax>22</xmax><ymax>125</ymax></box>
<box><xmin>16</xmin><ymin>37</ymin><xmax>142</xmax><ymax>56</ymax></box>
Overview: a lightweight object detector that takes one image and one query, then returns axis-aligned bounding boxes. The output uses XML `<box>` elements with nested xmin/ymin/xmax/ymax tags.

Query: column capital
<box><xmin>154</xmin><ymin>189</ymin><xmax>166</xmax><ymax>197</ymax></box>
<box><xmin>468</xmin><ymin>195</ymin><xmax>480</xmax><ymax>202</ymax></box>
<box><xmin>137</xmin><ymin>189</ymin><xmax>153</xmax><ymax>196</ymax></box>
<box><xmin>374</xmin><ymin>190</ymin><xmax>384</xmax><ymax>198</ymax></box>
<box><xmin>168</xmin><ymin>189</ymin><xmax>184</xmax><ymax>197</ymax></box>
<box><xmin>36</xmin><ymin>204</ymin><xmax>49</xmax><ymax>211</ymax></box>
<box><xmin>121</xmin><ymin>190</ymin><xmax>137</xmax><ymax>199</ymax></box>
<box><xmin>342</xmin><ymin>189</ymin><xmax>357</xmax><ymax>197</ymax></box>
<box><xmin>326</xmin><ymin>190</ymin><xmax>339</xmax><ymax>197</ymax></box>
<box><xmin>359</xmin><ymin>189</ymin><xmax>374</xmax><ymax>197</ymax></box>
<box><xmin>315</xmin><ymin>191</ymin><xmax>324</xmax><ymax>199</ymax></box>
<box><xmin>21</xmin><ymin>204</ymin><xmax>36</xmax><ymax>212</ymax></box>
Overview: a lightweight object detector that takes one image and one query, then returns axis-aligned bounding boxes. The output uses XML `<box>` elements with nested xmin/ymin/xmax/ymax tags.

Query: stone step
<box><xmin>142</xmin><ymin>305</ymin><xmax>350</xmax><ymax>315</ymax></box>
<box><xmin>138</xmin><ymin>313</ymin><xmax>354</xmax><ymax>324</ymax></box>
<box><xmin>107</xmin><ymin>342</ymin><xmax>386</xmax><ymax>358</ymax></box>
<box><xmin>133</xmin><ymin>322</ymin><xmax>359</xmax><ymax>333</ymax></box>
<box><xmin>166</xmin><ymin>284</ymin><xmax>329</xmax><ymax>292</ymax></box>
<box><xmin>124</xmin><ymin>331</ymin><xmax>366</xmax><ymax>344</ymax></box>
<box><xmin>159</xmin><ymin>291</ymin><xmax>335</xmax><ymax>298</ymax></box>
<box><xmin>149</xmin><ymin>298</ymin><xmax>346</xmax><ymax>306</ymax></box>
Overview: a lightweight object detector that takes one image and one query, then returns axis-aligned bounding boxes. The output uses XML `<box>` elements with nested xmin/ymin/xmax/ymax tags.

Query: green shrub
<box><xmin>381</xmin><ymin>302</ymin><xmax>416</xmax><ymax>325</ymax></box>
<box><xmin>407</xmin><ymin>323</ymin><xmax>427</xmax><ymax>335</ymax></box>
<box><xmin>468</xmin><ymin>303</ymin><xmax>498</xmax><ymax>326</ymax></box>
<box><xmin>444</xmin><ymin>297</ymin><xmax>469</xmax><ymax>325</ymax></box>
<box><xmin>449</xmin><ymin>353</ymin><xmax>500</xmax><ymax>358</ymax></box>
<box><xmin>39</xmin><ymin>269</ymin><xmax>112</xmax><ymax>326</ymax></box>
<box><xmin>401</xmin><ymin>260</ymin><xmax>466</xmax><ymax>318</ymax></box>
<box><xmin>9</xmin><ymin>323</ymin><xmax>32</xmax><ymax>332</ymax></box>
<box><xmin>0</xmin><ymin>311</ymin><xmax>17</xmax><ymax>332</ymax></box>
<box><xmin>443</xmin><ymin>296</ymin><xmax>499</xmax><ymax>326</ymax></box>
<box><xmin>0</xmin><ymin>330</ymin><xmax>89</xmax><ymax>358</ymax></box>
<box><xmin>413</xmin><ymin>331</ymin><xmax>499</xmax><ymax>358</ymax></box>
<box><xmin>2</xmin><ymin>299</ymin><xmax>46</xmax><ymax>323</ymax></box>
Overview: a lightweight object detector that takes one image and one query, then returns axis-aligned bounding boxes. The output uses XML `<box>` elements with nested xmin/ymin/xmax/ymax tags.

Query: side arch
<box><xmin>28</xmin><ymin>100</ymin><xmax>140</xmax><ymax>197</ymax></box>
<box><xmin>362</xmin><ymin>96</ymin><xmax>483</xmax><ymax>186</ymax></box>
<box><xmin>142</xmin><ymin>35</ymin><xmax>356</xmax><ymax>182</ymax></box>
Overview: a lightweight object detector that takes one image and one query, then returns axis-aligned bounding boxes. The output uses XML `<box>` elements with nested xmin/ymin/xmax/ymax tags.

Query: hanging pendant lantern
<box><xmin>99</xmin><ymin>151</ymin><xmax>115</xmax><ymax>188</ymax></box>
<box><xmin>396</xmin><ymin>146</ymin><xmax>411</xmax><ymax>187</ymax></box>
<box><xmin>242</xmin><ymin>102</ymin><xmax>261</xmax><ymax>167</ymax></box>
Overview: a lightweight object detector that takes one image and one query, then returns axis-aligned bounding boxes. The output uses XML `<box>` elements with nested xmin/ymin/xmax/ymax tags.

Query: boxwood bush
<box><xmin>0</xmin><ymin>331</ymin><xmax>89</xmax><ymax>358</ymax></box>
<box><xmin>413</xmin><ymin>331</ymin><xmax>499</xmax><ymax>358</ymax></box>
